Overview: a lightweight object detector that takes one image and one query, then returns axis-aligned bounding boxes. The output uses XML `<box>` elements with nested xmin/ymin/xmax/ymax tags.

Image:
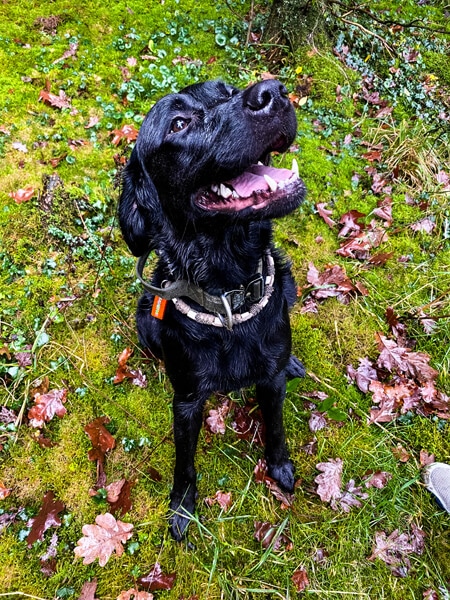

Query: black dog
<box><xmin>119</xmin><ymin>79</ymin><xmax>306</xmax><ymax>540</ymax></box>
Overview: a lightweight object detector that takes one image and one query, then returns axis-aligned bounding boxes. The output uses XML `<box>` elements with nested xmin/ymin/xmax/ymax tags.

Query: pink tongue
<box><xmin>225</xmin><ymin>165</ymin><xmax>293</xmax><ymax>197</ymax></box>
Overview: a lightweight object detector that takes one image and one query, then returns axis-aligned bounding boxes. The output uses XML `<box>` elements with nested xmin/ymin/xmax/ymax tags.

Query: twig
<box><xmin>340</xmin><ymin>17</ymin><xmax>395</xmax><ymax>55</ymax></box>
<box><xmin>418</xmin><ymin>289</ymin><xmax>450</xmax><ymax>313</ymax></box>
<box><xmin>245</xmin><ymin>0</ymin><xmax>255</xmax><ymax>46</ymax></box>
<box><xmin>330</xmin><ymin>0</ymin><xmax>450</xmax><ymax>35</ymax></box>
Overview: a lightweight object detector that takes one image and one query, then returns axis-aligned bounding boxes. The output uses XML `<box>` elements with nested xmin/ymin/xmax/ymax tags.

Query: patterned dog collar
<box><xmin>172</xmin><ymin>250</ymin><xmax>275</xmax><ymax>330</ymax></box>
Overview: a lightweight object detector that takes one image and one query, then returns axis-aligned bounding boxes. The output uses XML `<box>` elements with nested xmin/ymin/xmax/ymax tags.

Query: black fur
<box><xmin>119</xmin><ymin>79</ymin><xmax>306</xmax><ymax>540</ymax></box>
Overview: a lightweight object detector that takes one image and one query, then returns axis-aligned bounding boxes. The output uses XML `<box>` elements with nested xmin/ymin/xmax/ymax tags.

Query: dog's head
<box><xmin>119</xmin><ymin>79</ymin><xmax>305</xmax><ymax>256</ymax></box>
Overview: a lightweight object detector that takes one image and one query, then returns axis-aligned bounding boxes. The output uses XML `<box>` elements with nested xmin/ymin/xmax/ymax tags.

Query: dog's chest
<box><xmin>162</xmin><ymin>314</ymin><xmax>290</xmax><ymax>394</ymax></box>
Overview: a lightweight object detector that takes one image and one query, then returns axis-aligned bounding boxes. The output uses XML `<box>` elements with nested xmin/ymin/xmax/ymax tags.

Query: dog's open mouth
<box><xmin>195</xmin><ymin>159</ymin><xmax>303</xmax><ymax>213</ymax></box>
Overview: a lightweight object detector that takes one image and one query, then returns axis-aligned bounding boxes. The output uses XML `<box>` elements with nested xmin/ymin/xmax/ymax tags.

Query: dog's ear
<box><xmin>119</xmin><ymin>147</ymin><xmax>163</xmax><ymax>257</ymax></box>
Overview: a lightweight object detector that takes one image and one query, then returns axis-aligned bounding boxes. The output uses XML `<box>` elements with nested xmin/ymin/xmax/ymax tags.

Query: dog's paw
<box><xmin>267</xmin><ymin>460</ymin><xmax>295</xmax><ymax>493</ymax></box>
<box><xmin>285</xmin><ymin>354</ymin><xmax>306</xmax><ymax>380</ymax></box>
<box><xmin>168</xmin><ymin>487</ymin><xmax>196</xmax><ymax>541</ymax></box>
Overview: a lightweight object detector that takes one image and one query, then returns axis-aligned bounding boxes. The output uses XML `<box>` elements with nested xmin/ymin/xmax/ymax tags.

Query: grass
<box><xmin>1</xmin><ymin>0</ymin><xmax>450</xmax><ymax>598</ymax></box>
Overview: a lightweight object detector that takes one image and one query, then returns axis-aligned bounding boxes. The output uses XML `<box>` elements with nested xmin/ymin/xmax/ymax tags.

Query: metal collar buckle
<box><xmin>220</xmin><ymin>273</ymin><xmax>265</xmax><ymax>330</ymax></box>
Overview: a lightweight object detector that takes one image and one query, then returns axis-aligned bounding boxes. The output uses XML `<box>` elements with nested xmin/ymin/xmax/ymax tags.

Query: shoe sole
<box><xmin>423</xmin><ymin>462</ymin><xmax>450</xmax><ymax>513</ymax></box>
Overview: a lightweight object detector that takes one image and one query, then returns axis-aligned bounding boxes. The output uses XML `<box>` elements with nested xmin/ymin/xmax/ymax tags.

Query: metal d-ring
<box><xmin>220</xmin><ymin>293</ymin><xmax>234</xmax><ymax>330</ymax></box>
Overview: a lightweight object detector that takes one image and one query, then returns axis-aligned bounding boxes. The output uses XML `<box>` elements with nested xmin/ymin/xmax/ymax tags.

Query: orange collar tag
<box><xmin>151</xmin><ymin>296</ymin><xmax>167</xmax><ymax>319</ymax></box>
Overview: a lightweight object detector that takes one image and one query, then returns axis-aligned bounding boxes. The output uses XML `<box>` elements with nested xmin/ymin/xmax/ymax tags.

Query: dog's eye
<box><xmin>170</xmin><ymin>117</ymin><xmax>190</xmax><ymax>133</ymax></box>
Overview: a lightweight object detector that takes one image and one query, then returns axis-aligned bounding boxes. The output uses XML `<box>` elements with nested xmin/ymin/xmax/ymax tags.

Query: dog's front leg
<box><xmin>169</xmin><ymin>392</ymin><xmax>206</xmax><ymax>540</ymax></box>
<box><xmin>256</xmin><ymin>374</ymin><xmax>295</xmax><ymax>493</ymax></box>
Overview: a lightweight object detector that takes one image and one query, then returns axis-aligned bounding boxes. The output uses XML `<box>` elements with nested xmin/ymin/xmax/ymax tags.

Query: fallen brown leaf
<box><xmin>254</xmin><ymin>520</ymin><xmax>293</xmax><ymax>550</ymax></box>
<box><xmin>137</xmin><ymin>562</ymin><xmax>176</xmax><ymax>591</ymax></box>
<box><xmin>205</xmin><ymin>490</ymin><xmax>232</xmax><ymax>511</ymax></box>
<box><xmin>74</xmin><ymin>513</ymin><xmax>133</xmax><ymax>567</ymax></box>
<box><xmin>292</xmin><ymin>567</ymin><xmax>309</xmax><ymax>592</ymax></box>
<box><xmin>28</xmin><ymin>389</ymin><xmax>68</xmax><ymax>428</ymax></box>
<box><xmin>110</xmin><ymin>124</ymin><xmax>139</xmax><ymax>146</ymax></box>
<box><xmin>316</xmin><ymin>202</ymin><xmax>336</xmax><ymax>228</ymax></box>
<box><xmin>8</xmin><ymin>185</ymin><xmax>35</xmax><ymax>204</ymax></box>
<box><xmin>77</xmin><ymin>578</ymin><xmax>98</xmax><ymax>600</ymax></box>
<box><xmin>39</xmin><ymin>89</ymin><xmax>71</xmax><ymax>109</ymax></box>
<box><xmin>27</xmin><ymin>491</ymin><xmax>65</xmax><ymax>547</ymax></box>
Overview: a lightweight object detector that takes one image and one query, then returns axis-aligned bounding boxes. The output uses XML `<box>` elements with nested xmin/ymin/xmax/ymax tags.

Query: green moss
<box><xmin>398</xmin><ymin>418</ymin><xmax>450</xmax><ymax>459</ymax></box>
<box><xmin>423</xmin><ymin>50</ymin><xmax>450</xmax><ymax>87</ymax></box>
<box><xmin>300</xmin><ymin>49</ymin><xmax>360</xmax><ymax>106</ymax></box>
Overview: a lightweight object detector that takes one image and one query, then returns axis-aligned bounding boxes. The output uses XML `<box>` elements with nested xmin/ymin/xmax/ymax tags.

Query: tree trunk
<box><xmin>263</xmin><ymin>0</ymin><xmax>323</xmax><ymax>52</ymax></box>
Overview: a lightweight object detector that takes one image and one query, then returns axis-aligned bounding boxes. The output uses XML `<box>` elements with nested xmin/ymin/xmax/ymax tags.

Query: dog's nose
<box><xmin>243</xmin><ymin>79</ymin><xmax>290</xmax><ymax>113</ymax></box>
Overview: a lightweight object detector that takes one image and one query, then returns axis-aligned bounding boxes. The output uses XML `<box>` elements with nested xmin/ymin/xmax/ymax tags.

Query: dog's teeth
<box><xmin>291</xmin><ymin>158</ymin><xmax>299</xmax><ymax>178</ymax></box>
<box><xmin>220</xmin><ymin>184</ymin><xmax>233</xmax><ymax>198</ymax></box>
<box><xmin>264</xmin><ymin>174</ymin><xmax>278</xmax><ymax>192</ymax></box>
<box><xmin>257</xmin><ymin>161</ymin><xmax>264</xmax><ymax>166</ymax></box>
<box><xmin>211</xmin><ymin>184</ymin><xmax>219</xmax><ymax>194</ymax></box>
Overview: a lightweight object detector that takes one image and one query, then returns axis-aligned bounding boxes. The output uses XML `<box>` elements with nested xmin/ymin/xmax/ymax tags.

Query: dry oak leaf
<box><xmin>40</xmin><ymin>532</ymin><xmax>58</xmax><ymax>574</ymax></box>
<box><xmin>316</xmin><ymin>202</ymin><xmax>336</xmax><ymax>228</ymax></box>
<box><xmin>305</xmin><ymin>262</ymin><xmax>367</xmax><ymax>305</ymax></box>
<box><xmin>9</xmin><ymin>185</ymin><xmax>35</xmax><ymax>204</ymax></box>
<box><xmin>113</xmin><ymin>347</ymin><xmax>147</xmax><ymax>388</ymax></box>
<box><xmin>137</xmin><ymin>562</ymin><xmax>176</xmax><ymax>591</ymax></box>
<box><xmin>346</xmin><ymin>358</ymin><xmax>378</xmax><ymax>394</ymax></box>
<box><xmin>205</xmin><ymin>397</ymin><xmax>230</xmax><ymax>434</ymax></box>
<box><xmin>292</xmin><ymin>567</ymin><xmax>309</xmax><ymax>592</ymax></box>
<box><xmin>373</xmin><ymin>196</ymin><xmax>393</xmax><ymax>226</ymax></box>
<box><xmin>26</xmin><ymin>491</ymin><xmax>65</xmax><ymax>547</ymax></box>
<box><xmin>110</xmin><ymin>124</ymin><xmax>139</xmax><ymax>146</ymax></box>
<box><xmin>392</xmin><ymin>444</ymin><xmax>411</xmax><ymax>463</ymax></box>
<box><xmin>410</xmin><ymin>217</ymin><xmax>436</xmax><ymax>234</ymax></box>
<box><xmin>376</xmin><ymin>334</ymin><xmax>438</xmax><ymax>383</ymax></box>
<box><xmin>308</xmin><ymin>410</ymin><xmax>328</xmax><ymax>432</ymax></box>
<box><xmin>367</xmin><ymin>380</ymin><xmax>414</xmax><ymax>424</ymax></box>
<box><xmin>368</xmin><ymin>525</ymin><xmax>425</xmax><ymax>575</ymax></box>
<box><xmin>74</xmin><ymin>513</ymin><xmax>133</xmax><ymax>567</ymax></box>
<box><xmin>368</xmin><ymin>251</ymin><xmax>394</xmax><ymax>266</ymax></box>
<box><xmin>314</xmin><ymin>458</ymin><xmax>343</xmax><ymax>504</ymax></box>
<box><xmin>336</xmin><ymin>223</ymin><xmax>388</xmax><ymax>260</ymax></box>
<box><xmin>52</xmin><ymin>41</ymin><xmax>79</xmax><ymax>64</ymax></box>
<box><xmin>105</xmin><ymin>478</ymin><xmax>134</xmax><ymax>516</ymax></box>
<box><xmin>338</xmin><ymin>210</ymin><xmax>366</xmax><ymax>238</ymax></box>
<box><xmin>205</xmin><ymin>408</ymin><xmax>226</xmax><ymax>434</ymax></box>
<box><xmin>29</xmin><ymin>375</ymin><xmax>50</xmax><ymax>398</ymax></box>
<box><xmin>77</xmin><ymin>578</ymin><xmax>98</xmax><ymax>600</ymax></box>
<box><xmin>205</xmin><ymin>490</ymin><xmax>232</xmax><ymax>512</ymax></box>
<box><xmin>15</xmin><ymin>351</ymin><xmax>32</xmax><ymax>367</ymax></box>
<box><xmin>0</xmin><ymin>406</ymin><xmax>16</xmax><ymax>424</ymax></box>
<box><xmin>0</xmin><ymin>509</ymin><xmax>22</xmax><ymax>533</ymax></box>
<box><xmin>363</xmin><ymin>471</ymin><xmax>392</xmax><ymax>489</ymax></box>
<box><xmin>85</xmin><ymin>115</ymin><xmax>100</xmax><ymax>129</ymax></box>
<box><xmin>254</xmin><ymin>520</ymin><xmax>293</xmax><ymax>550</ymax></box>
<box><xmin>419</xmin><ymin>450</ymin><xmax>435</xmax><ymax>467</ymax></box>
<box><xmin>39</xmin><ymin>89</ymin><xmax>71</xmax><ymax>109</ymax></box>
<box><xmin>232</xmin><ymin>402</ymin><xmax>265</xmax><ymax>445</ymax></box>
<box><xmin>339</xmin><ymin>480</ymin><xmax>368</xmax><ymax>512</ymax></box>
<box><xmin>253</xmin><ymin>459</ymin><xmax>295</xmax><ymax>508</ymax></box>
<box><xmin>84</xmin><ymin>416</ymin><xmax>116</xmax><ymax>464</ymax></box>
<box><xmin>28</xmin><ymin>389</ymin><xmax>68</xmax><ymax>428</ymax></box>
